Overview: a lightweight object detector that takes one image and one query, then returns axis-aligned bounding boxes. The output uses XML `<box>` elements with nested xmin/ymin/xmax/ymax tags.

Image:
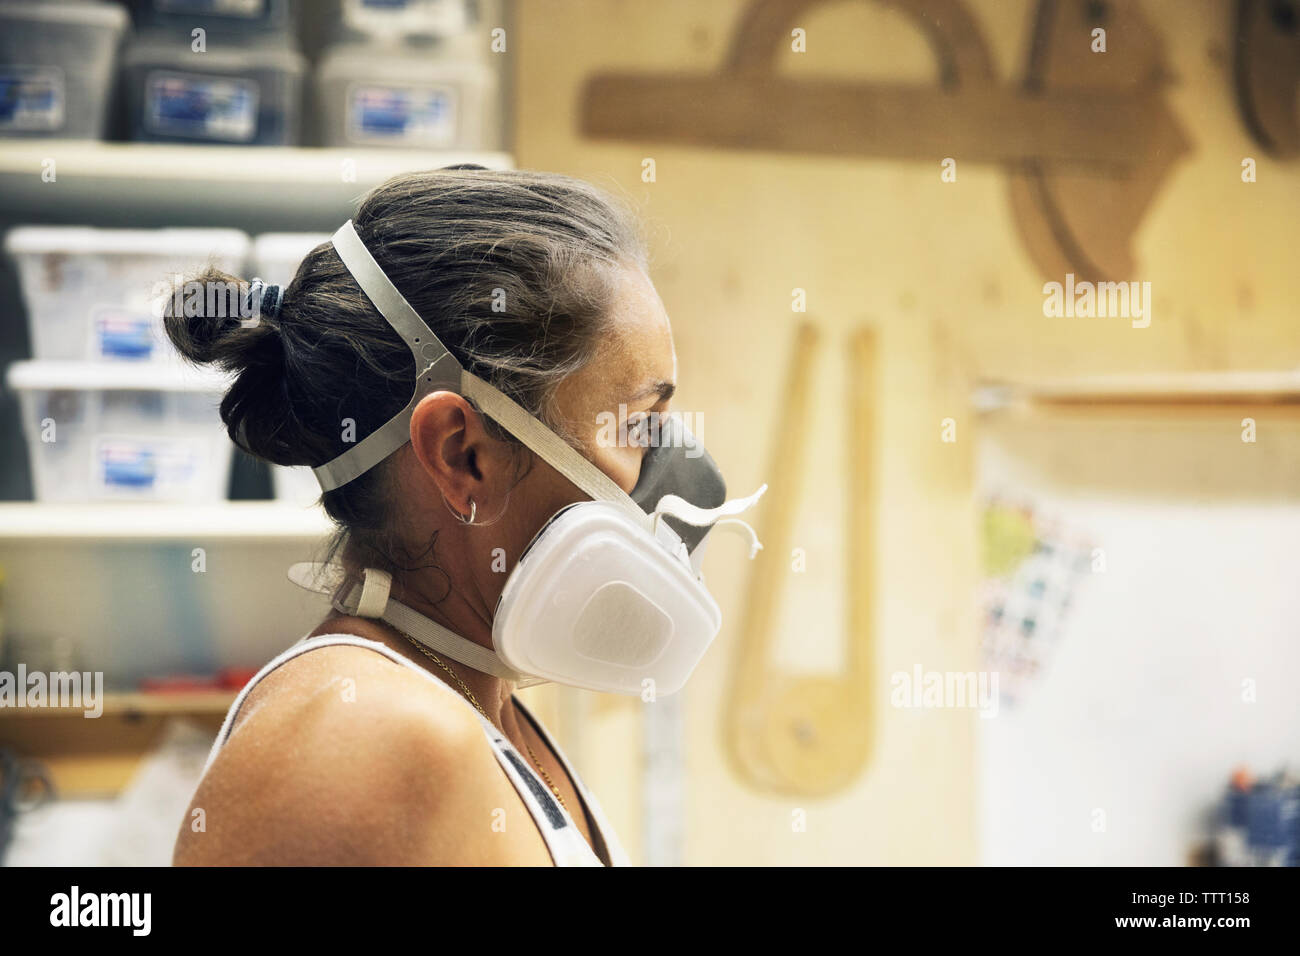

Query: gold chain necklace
<box><xmin>393</xmin><ymin>629</ymin><xmax>568</xmax><ymax>811</ymax></box>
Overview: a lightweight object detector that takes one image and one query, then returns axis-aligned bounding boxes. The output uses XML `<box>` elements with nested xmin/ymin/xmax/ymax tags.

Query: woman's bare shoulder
<box><xmin>173</xmin><ymin>643</ymin><xmax>544</xmax><ymax>865</ymax></box>
<box><xmin>229</xmin><ymin>641</ymin><xmax>476</xmax><ymax>737</ymax></box>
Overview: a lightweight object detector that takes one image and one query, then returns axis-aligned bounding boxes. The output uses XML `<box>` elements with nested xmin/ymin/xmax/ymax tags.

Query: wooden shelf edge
<box><xmin>0</xmin><ymin>690</ymin><xmax>238</xmax><ymax>719</ymax></box>
<box><xmin>975</xmin><ymin>370</ymin><xmax>1300</xmax><ymax>413</ymax></box>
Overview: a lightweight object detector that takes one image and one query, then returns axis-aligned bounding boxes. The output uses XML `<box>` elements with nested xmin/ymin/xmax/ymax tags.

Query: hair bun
<box><xmin>161</xmin><ymin>266</ymin><xmax>299</xmax><ymax>461</ymax></box>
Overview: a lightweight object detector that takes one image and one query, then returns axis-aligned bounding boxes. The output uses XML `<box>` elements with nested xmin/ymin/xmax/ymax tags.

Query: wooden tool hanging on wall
<box><xmin>1233</xmin><ymin>0</ymin><xmax>1300</xmax><ymax>158</ymax></box>
<box><xmin>723</xmin><ymin>323</ymin><xmax>877</xmax><ymax>797</ymax></box>
<box><xmin>580</xmin><ymin>0</ymin><xmax>1191</xmax><ymax>282</ymax></box>
<box><xmin>1005</xmin><ymin>0</ymin><xmax>1192</xmax><ymax>281</ymax></box>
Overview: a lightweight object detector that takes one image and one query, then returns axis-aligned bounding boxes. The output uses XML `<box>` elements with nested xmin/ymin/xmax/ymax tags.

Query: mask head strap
<box><xmin>313</xmin><ymin>220</ymin><xmax>647</xmax><ymax>526</ymax></box>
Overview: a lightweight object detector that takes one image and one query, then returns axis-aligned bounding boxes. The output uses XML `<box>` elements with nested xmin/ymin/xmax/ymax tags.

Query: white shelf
<box><xmin>0</xmin><ymin>140</ymin><xmax>513</xmax><ymax>184</ymax></box>
<box><xmin>0</xmin><ymin>501</ymin><xmax>333</xmax><ymax>542</ymax></box>
<box><xmin>0</xmin><ymin>141</ymin><xmax>515</xmax><ymax>226</ymax></box>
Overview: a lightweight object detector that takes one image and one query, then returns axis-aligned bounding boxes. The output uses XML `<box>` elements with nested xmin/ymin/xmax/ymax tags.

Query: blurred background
<box><xmin>0</xmin><ymin>0</ymin><xmax>1297</xmax><ymax>867</ymax></box>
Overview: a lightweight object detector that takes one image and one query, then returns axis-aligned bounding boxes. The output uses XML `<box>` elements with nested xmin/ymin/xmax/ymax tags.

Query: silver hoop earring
<box><xmin>457</xmin><ymin>498</ymin><xmax>477</xmax><ymax>525</ymax></box>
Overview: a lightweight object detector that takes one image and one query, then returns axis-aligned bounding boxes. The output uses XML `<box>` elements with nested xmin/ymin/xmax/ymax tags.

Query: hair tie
<box><xmin>247</xmin><ymin>277</ymin><xmax>283</xmax><ymax>322</ymax></box>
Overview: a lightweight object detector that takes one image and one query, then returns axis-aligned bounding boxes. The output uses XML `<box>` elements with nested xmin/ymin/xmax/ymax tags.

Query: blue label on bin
<box><xmin>94</xmin><ymin>307</ymin><xmax>156</xmax><ymax>360</ymax></box>
<box><xmin>0</xmin><ymin>66</ymin><xmax>65</xmax><ymax>132</ymax></box>
<box><xmin>347</xmin><ymin>84</ymin><xmax>456</xmax><ymax>145</ymax></box>
<box><xmin>145</xmin><ymin>71</ymin><xmax>259</xmax><ymax>142</ymax></box>
<box><xmin>100</xmin><ymin>442</ymin><xmax>158</xmax><ymax>490</ymax></box>
<box><xmin>96</xmin><ymin>438</ymin><xmax>200</xmax><ymax>495</ymax></box>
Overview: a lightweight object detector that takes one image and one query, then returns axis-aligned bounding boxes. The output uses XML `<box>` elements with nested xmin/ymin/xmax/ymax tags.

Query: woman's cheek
<box><xmin>599</xmin><ymin>443</ymin><xmax>643</xmax><ymax>494</ymax></box>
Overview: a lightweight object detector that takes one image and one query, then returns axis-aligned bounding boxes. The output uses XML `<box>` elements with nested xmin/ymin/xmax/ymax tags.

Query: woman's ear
<box><xmin>409</xmin><ymin>391</ymin><xmax>497</xmax><ymax>514</ymax></box>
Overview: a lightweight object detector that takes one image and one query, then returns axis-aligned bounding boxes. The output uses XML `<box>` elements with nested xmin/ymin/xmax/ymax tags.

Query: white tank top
<box><xmin>199</xmin><ymin>634</ymin><xmax>631</xmax><ymax>867</ymax></box>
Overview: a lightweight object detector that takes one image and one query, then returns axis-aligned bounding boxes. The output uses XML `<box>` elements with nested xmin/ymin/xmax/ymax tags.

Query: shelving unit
<box><xmin>0</xmin><ymin>4</ymin><xmax>521</xmax><ymax>811</ymax></box>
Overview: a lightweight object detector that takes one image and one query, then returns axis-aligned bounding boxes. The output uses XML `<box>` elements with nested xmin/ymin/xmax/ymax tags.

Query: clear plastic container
<box><xmin>7</xmin><ymin>360</ymin><xmax>235</xmax><ymax>503</ymax></box>
<box><xmin>129</xmin><ymin>0</ymin><xmax>296</xmax><ymax>43</ymax></box>
<box><xmin>0</xmin><ymin>1</ymin><xmax>130</xmax><ymax>139</ymax></box>
<box><xmin>5</xmin><ymin>226</ymin><xmax>250</xmax><ymax>363</ymax></box>
<box><xmin>271</xmin><ymin>465</ymin><xmax>320</xmax><ymax>506</ymax></box>
<box><xmin>121</xmin><ymin>38</ymin><xmax>305</xmax><ymax>145</ymax></box>
<box><xmin>315</xmin><ymin>37</ymin><xmax>499</xmax><ymax>149</ymax></box>
<box><xmin>341</xmin><ymin>0</ymin><xmax>469</xmax><ymax>41</ymax></box>
<box><xmin>250</xmin><ymin>231</ymin><xmax>329</xmax><ymax>286</ymax></box>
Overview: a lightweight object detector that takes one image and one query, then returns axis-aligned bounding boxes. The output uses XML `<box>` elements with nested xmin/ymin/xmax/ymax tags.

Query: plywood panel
<box><xmin>513</xmin><ymin>0</ymin><xmax>1300</xmax><ymax>865</ymax></box>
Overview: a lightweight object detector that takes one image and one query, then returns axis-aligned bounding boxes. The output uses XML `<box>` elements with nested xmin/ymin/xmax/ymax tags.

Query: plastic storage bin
<box><xmin>121</xmin><ymin>39</ymin><xmax>305</xmax><ymax>145</ymax></box>
<box><xmin>341</xmin><ymin>0</ymin><xmax>469</xmax><ymax>40</ymax></box>
<box><xmin>5</xmin><ymin>226</ymin><xmax>249</xmax><ymax>363</ymax></box>
<box><xmin>0</xmin><ymin>1</ymin><xmax>129</xmax><ymax>139</ymax></box>
<box><xmin>315</xmin><ymin>38</ymin><xmax>498</xmax><ymax>149</ymax></box>
<box><xmin>272</xmin><ymin>464</ymin><xmax>320</xmax><ymax>505</ymax></box>
<box><xmin>250</xmin><ymin>231</ymin><xmax>329</xmax><ymax>286</ymax></box>
<box><xmin>7</xmin><ymin>360</ymin><xmax>235</xmax><ymax>503</ymax></box>
<box><xmin>129</xmin><ymin>0</ymin><xmax>296</xmax><ymax>44</ymax></box>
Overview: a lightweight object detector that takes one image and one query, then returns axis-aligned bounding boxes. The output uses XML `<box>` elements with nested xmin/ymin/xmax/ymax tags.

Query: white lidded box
<box><xmin>0</xmin><ymin>0</ymin><xmax>129</xmax><ymax>139</ymax></box>
<box><xmin>341</xmin><ymin>0</ymin><xmax>469</xmax><ymax>40</ymax></box>
<box><xmin>132</xmin><ymin>0</ymin><xmax>297</xmax><ymax>44</ymax></box>
<box><xmin>5</xmin><ymin>226</ymin><xmax>250</xmax><ymax>363</ymax></box>
<box><xmin>315</xmin><ymin>37</ymin><xmax>500</xmax><ymax>150</ymax></box>
<box><xmin>121</xmin><ymin>39</ymin><xmax>306</xmax><ymax>146</ymax></box>
<box><xmin>7</xmin><ymin>360</ymin><xmax>235</xmax><ymax>503</ymax></box>
<box><xmin>251</xmin><ymin>232</ymin><xmax>329</xmax><ymax>287</ymax></box>
<box><xmin>251</xmin><ymin>232</ymin><xmax>329</xmax><ymax>506</ymax></box>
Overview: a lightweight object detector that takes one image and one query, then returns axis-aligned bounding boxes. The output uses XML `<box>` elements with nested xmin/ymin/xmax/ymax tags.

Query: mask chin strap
<box><xmin>287</xmin><ymin>562</ymin><xmax>549</xmax><ymax>688</ymax></box>
<box><xmin>313</xmin><ymin>220</ymin><xmax>648</xmax><ymax>532</ymax></box>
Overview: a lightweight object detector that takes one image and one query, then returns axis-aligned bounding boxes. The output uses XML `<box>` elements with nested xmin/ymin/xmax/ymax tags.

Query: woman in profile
<box><xmin>169</xmin><ymin>166</ymin><xmax>744</xmax><ymax>866</ymax></box>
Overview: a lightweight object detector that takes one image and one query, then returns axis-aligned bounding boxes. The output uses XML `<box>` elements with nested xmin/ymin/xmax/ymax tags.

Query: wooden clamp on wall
<box><xmin>580</xmin><ymin>0</ymin><xmax>1192</xmax><ymax>281</ymax></box>
<box><xmin>723</xmin><ymin>323</ymin><xmax>877</xmax><ymax>797</ymax></box>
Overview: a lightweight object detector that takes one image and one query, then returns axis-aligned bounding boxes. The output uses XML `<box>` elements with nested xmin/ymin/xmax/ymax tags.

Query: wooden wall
<box><xmin>512</xmin><ymin>0</ymin><xmax>1300</xmax><ymax>864</ymax></box>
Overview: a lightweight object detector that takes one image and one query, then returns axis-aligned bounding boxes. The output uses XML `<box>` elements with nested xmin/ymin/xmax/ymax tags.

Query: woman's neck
<box><xmin>313</xmin><ymin>608</ymin><xmax>519</xmax><ymax>734</ymax></box>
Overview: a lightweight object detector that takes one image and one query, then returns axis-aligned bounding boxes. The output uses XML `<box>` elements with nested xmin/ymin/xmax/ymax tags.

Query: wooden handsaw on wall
<box><xmin>580</xmin><ymin>0</ymin><xmax>1192</xmax><ymax>282</ymax></box>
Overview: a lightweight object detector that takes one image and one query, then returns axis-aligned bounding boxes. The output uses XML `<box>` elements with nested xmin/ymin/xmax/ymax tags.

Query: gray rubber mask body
<box><xmin>628</xmin><ymin>414</ymin><xmax>726</xmax><ymax>553</ymax></box>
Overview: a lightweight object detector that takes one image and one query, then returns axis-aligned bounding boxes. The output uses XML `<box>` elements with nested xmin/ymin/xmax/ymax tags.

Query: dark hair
<box><xmin>164</xmin><ymin>166</ymin><xmax>648</xmax><ymax>573</ymax></box>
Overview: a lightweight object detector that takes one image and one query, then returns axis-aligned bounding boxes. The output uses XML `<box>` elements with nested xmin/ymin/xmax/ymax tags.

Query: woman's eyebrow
<box><xmin>628</xmin><ymin>379</ymin><xmax>676</xmax><ymax>404</ymax></box>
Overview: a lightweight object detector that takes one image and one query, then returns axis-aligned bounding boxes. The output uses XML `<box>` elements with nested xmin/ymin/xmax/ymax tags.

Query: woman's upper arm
<box><xmin>173</xmin><ymin>648</ymin><xmax>506</xmax><ymax>866</ymax></box>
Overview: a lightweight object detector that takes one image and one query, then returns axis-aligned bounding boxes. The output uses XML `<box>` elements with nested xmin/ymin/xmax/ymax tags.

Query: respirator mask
<box><xmin>288</xmin><ymin>220</ymin><xmax>765</xmax><ymax>696</ymax></box>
